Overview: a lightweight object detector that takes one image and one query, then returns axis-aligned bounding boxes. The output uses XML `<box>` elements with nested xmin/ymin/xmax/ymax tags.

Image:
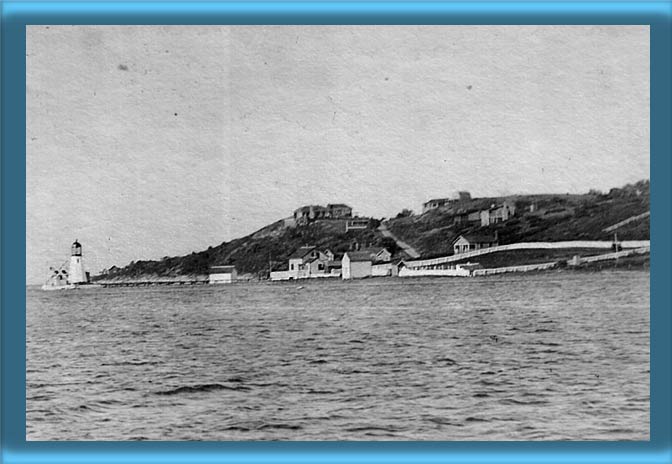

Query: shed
<box><xmin>342</xmin><ymin>251</ymin><xmax>373</xmax><ymax>279</ymax></box>
<box><xmin>209</xmin><ymin>265</ymin><xmax>237</xmax><ymax>284</ymax></box>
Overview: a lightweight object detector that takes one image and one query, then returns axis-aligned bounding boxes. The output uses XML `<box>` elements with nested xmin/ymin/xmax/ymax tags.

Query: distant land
<box><xmin>94</xmin><ymin>180</ymin><xmax>649</xmax><ymax>282</ymax></box>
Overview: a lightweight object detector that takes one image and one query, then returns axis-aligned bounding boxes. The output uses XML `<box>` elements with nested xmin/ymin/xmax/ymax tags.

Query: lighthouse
<box><xmin>68</xmin><ymin>239</ymin><xmax>87</xmax><ymax>284</ymax></box>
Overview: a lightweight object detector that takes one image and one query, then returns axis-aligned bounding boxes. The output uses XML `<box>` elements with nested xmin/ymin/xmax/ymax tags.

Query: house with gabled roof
<box><xmin>288</xmin><ymin>246</ymin><xmax>319</xmax><ymax>273</ymax></box>
<box><xmin>480</xmin><ymin>201</ymin><xmax>516</xmax><ymax>227</ymax></box>
<box><xmin>452</xmin><ymin>233</ymin><xmax>499</xmax><ymax>255</ymax></box>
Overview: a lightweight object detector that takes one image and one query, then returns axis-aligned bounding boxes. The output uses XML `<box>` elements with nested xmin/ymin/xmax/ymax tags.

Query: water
<box><xmin>26</xmin><ymin>271</ymin><xmax>649</xmax><ymax>441</ymax></box>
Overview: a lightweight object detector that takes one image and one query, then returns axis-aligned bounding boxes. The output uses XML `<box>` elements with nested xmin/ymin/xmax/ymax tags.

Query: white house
<box><xmin>288</xmin><ymin>246</ymin><xmax>319</xmax><ymax>275</ymax></box>
<box><xmin>452</xmin><ymin>234</ymin><xmax>499</xmax><ymax>255</ymax></box>
<box><xmin>209</xmin><ymin>265</ymin><xmax>237</xmax><ymax>284</ymax></box>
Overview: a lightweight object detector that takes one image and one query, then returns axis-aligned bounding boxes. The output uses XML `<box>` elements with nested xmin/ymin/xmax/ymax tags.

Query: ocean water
<box><xmin>26</xmin><ymin>271</ymin><xmax>649</xmax><ymax>441</ymax></box>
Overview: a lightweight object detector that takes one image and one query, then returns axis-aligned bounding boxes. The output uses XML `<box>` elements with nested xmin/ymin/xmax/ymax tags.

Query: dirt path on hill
<box><xmin>378</xmin><ymin>222</ymin><xmax>421</xmax><ymax>258</ymax></box>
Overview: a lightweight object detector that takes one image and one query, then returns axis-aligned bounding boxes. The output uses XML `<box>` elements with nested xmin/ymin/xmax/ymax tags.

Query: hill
<box><xmin>95</xmin><ymin>180</ymin><xmax>649</xmax><ymax>281</ymax></box>
<box><xmin>385</xmin><ymin>180</ymin><xmax>649</xmax><ymax>258</ymax></box>
<box><xmin>95</xmin><ymin>217</ymin><xmax>397</xmax><ymax>281</ymax></box>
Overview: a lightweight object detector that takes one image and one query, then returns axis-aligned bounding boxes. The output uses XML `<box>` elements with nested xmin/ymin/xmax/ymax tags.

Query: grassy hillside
<box><xmin>386</xmin><ymin>180</ymin><xmax>649</xmax><ymax>258</ymax></box>
<box><xmin>96</xmin><ymin>180</ymin><xmax>649</xmax><ymax>281</ymax></box>
<box><xmin>96</xmin><ymin>218</ymin><xmax>395</xmax><ymax>280</ymax></box>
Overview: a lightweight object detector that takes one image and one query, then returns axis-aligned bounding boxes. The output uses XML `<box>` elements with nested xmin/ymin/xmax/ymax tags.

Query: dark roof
<box><xmin>344</xmin><ymin>251</ymin><xmax>374</xmax><ymax>262</ymax></box>
<box><xmin>288</xmin><ymin>246</ymin><xmax>316</xmax><ymax>260</ymax></box>
<box><xmin>327</xmin><ymin>203</ymin><xmax>352</xmax><ymax>209</ymax></box>
<box><xmin>453</xmin><ymin>234</ymin><xmax>498</xmax><ymax>245</ymax></box>
<box><xmin>326</xmin><ymin>260</ymin><xmax>342</xmax><ymax>268</ymax></box>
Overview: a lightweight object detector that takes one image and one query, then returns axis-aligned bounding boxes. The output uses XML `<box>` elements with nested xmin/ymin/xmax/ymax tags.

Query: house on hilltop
<box><xmin>423</xmin><ymin>198</ymin><xmax>453</xmax><ymax>213</ymax></box>
<box><xmin>294</xmin><ymin>205</ymin><xmax>329</xmax><ymax>225</ymax></box>
<box><xmin>293</xmin><ymin>204</ymin><xmax>353</xmax><ymax>225</ymax></box>
<box><xmin>452</xmin><ymin>233</ymin><xmax>499</xmax><ymax>255</ymax></box>
<box><xmin>422</xmin><ymin>191</ymin><xmax>472</xmax><ymax>213</ymax></box>
<box><xmin>327</xmin><ymin>203</ymin><xmax>353</xmax><ymax>218</ymax></box>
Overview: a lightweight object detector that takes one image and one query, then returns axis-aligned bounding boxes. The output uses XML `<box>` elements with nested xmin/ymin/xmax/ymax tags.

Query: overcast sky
<box><xmin>26</xmin><ymin>25</ymin><xmax>649</xmax><ymax>283</ymax></box>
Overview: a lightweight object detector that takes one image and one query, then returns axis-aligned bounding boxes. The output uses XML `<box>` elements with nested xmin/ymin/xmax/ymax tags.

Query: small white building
<box><xmin>342</xmin><ymin>251</ymin><xmax>373</xmax><ymax>279</ymax></box>
<box><xmin>371</xmin><ymin>261</ymin><xmax>400</xmax><ymax>277</ymax></box>
<box><xmin>209</xmin><ymin>265</ymin><xmax>237</xmax><ymax>284</ymax></box>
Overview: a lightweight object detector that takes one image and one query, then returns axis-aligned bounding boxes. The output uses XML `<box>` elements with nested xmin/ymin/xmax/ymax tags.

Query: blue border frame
<box><xmin>2</xmin><ymin>2</ymin><xmax>670</xmax><ymax>464</ymax></box>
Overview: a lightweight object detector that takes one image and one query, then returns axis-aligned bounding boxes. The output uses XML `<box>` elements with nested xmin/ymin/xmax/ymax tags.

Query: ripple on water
<box><xmin>26</xmin><ymin>272</ymin><xmax>650</xmax><ymax>440</ymax></box>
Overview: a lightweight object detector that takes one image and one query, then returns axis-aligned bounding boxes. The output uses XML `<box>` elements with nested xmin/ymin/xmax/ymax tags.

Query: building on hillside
<box><xmin>422</xmin><ymin>192</ymin><xmax>472</xmax><ymax>213</ymax></box>
<box><xmin>294</xmin><ymin>205</ymin><xmax>329</xmax><ymax>225</ymax></box>
<box><xmin>457</xmin><ymin>191</ymin><xmax>472</xmax><ymax>201</ymax></box>
<box><xmin>327</xmin><ymin>204</ymin><xmax>353</xmax><ymax>218</ymax></box>
<box><xmin>209</xmin><ymin>265</ymin><xmax>237</xmax><ymax>284</ymax></box>
<box><xmin>345</xmin><ymin>218</ymin><xmax>370</xmax><ymax>232</ymax></box>
<box><xmin>480</xmin><ymin>201</ymin><xmax>516</xmax><ymax>227</ymax></box>
<box><xmin>293</xmin><ymin>204</ymin><xmax>353</xmax><ymax>225</ymax></box>
<box><xmin>453</xmin><ymin>209</ymin><xmax>482</xmax><ymax>225</ymax></box>
<box><xmin>342</xmin><ymin>251</ymin><xmax>374</xmax><ymax>279</ymax></box>
<box><xmin>452</xmin><ymin>234</ymin><xmax>499</xmax><ymax>255</ymax></box>
<box><xmin>423</xmin><ymin>198</ymin><xmax>453</xmax><ymax>213</ymax></box>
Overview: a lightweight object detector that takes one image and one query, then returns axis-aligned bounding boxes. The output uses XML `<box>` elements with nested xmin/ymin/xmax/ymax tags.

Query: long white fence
<box><xmin>398</xmin><ymin>267</ymin><xmax>471</xmax><ymax>278</ymax></box>
<box><xmin>472</xmin><ymin>261</ymin><xmax>558</xmax><ymax>276</ymax></box>
<box><xmin>270</xmin><ymin>270</ymin><xmax>340</xmax><ymax>281</ymax></box>
<box><xmin>404</xmin><ymin>240</ymin><xmax>650</xmax><ymax>269</ymax></box>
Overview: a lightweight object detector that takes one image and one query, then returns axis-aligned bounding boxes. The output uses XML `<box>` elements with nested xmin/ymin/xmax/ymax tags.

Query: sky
<box><xmin>26</xmin><ymin>25</ymin><xmax>649</xmax><ymax>284</ymax></box>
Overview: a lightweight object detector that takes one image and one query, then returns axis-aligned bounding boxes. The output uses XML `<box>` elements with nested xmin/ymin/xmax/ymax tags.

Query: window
<box><xmin>318</xmin><ymin>264</ymin><xmax>324</xmax><ymax>270</ymax></box>
<box><xmin>290</xmin><ymin>264</ymin><xmax>294</xmax><ymax>270</ymax></box>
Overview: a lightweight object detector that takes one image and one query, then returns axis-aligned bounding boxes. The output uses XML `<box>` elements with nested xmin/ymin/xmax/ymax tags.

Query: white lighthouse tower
<box><xmin>68</xmin><ymin>239</ymin><xmax>87</xmax><ymax>284</ymax></box>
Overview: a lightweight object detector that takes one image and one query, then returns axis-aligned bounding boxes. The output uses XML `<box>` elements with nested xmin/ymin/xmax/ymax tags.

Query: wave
<box><xmin>155</xmin><ymin>383</ymin><xmax>251</xmax><ymax>395</ymax></box>
<box><xmin>101</xmin><ymin>360</ymin><xmax>161</xmax><ymax>367</ymax></box>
